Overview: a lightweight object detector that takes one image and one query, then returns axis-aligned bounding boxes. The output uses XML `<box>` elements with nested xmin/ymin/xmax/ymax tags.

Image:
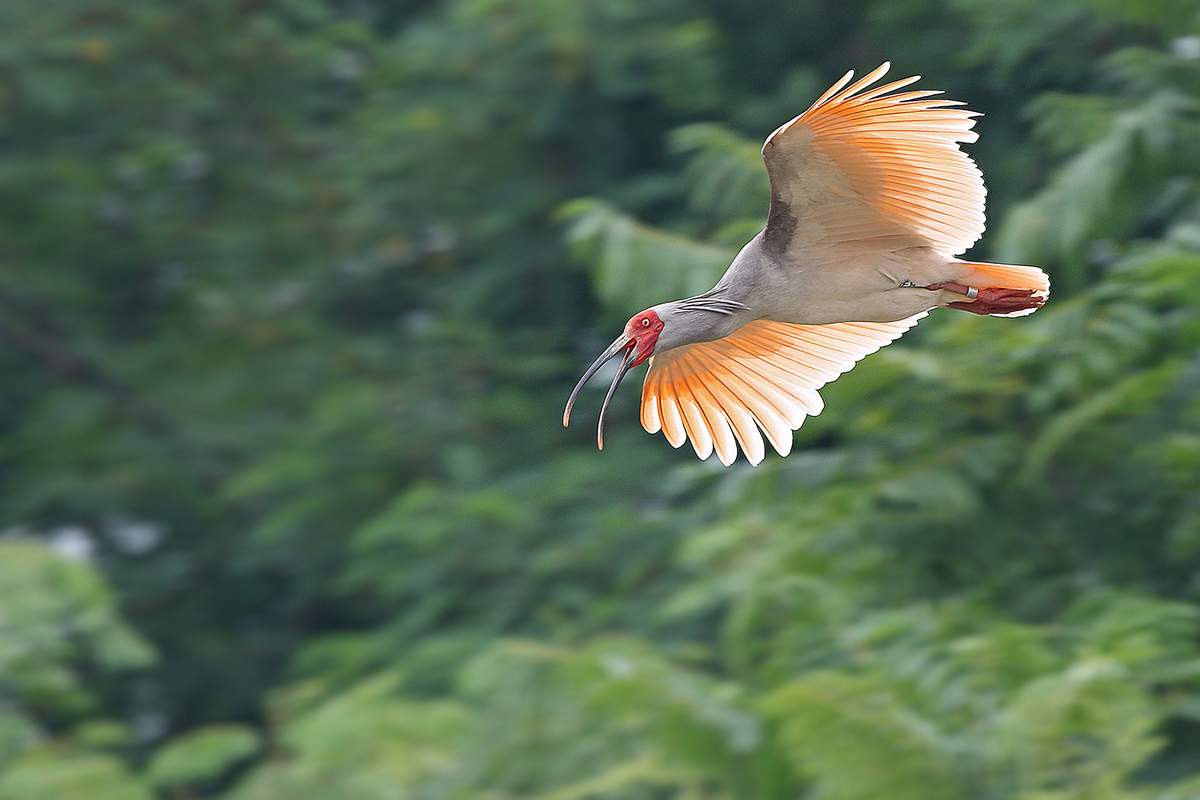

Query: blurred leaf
<box><xmin>561</xmin><ymin>198</ymin><xmax>733</xmax><ymax>312</ymax></box>
<box><xmin>146</xmin><ymin>724</ymin><xmax>259</xmax><ymax>791</ymax></box>
<box><xmin>766</xmin><ymin>673</ymin><xmax>964</xmax><ymax>800</ymax></box>
<box><xmin>0</xmin><ymin>747</ymin><xmax>151</xmax><ymax>800</ymax></box>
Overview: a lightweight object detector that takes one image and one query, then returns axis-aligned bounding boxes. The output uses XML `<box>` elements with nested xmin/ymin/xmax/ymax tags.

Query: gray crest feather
<box><xmin>676</xmin><ymin>290</ymin><xmax>750</xmax><ymax>316</ymax></box>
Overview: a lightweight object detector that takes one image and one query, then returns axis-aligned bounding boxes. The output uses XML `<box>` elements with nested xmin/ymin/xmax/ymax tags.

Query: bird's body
<box><xmin>676</xmin><ymin>235</ymin><xmax>962</xmax><ymax>328</ymax></box>
<box><xmin>564</xmin><ymin>62</ymin><xmax>1050</xmax><ymax>466</ymax></box>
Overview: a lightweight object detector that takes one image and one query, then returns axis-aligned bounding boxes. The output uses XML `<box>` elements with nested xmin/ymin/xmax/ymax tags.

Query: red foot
<box><xmin>947</xmin><ymin>287</ymin><xmax>1045</xmax><ymax>316</ymax></box>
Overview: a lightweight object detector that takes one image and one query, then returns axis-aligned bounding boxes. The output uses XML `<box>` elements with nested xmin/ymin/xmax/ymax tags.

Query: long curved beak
<box><xmin>562</xmin><ymin>333</ymin><xmax>636</xmax><ymax>450</ymax></box>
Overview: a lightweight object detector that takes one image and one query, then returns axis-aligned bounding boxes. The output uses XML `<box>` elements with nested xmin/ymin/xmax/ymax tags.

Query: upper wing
<box><xmin>640</xmin><ymin>314</ymin><xmax>924</xmax><ymax>466</ymax></box>
<box><xmin>761</xmin><ymin>62</ymin><xmax>985</xmax><ymax>260</ymax></box>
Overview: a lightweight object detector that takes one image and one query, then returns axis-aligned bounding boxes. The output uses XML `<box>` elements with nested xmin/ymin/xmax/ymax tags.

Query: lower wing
<box><xmin>640</xmin><ymin>315</ymin><xmax>924</xmax><ymax>465</ymax></box>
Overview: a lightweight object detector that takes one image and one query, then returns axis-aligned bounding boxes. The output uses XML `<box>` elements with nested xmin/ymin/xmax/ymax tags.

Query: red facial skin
<box><xmin>625</xmin><ymin>309</ymin><xmax>664</xmax><ymax>367</ymax></box>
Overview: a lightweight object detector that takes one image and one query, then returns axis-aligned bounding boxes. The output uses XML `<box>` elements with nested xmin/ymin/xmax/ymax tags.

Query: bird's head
<box><xmin>562</xmin><ymin>308</ymin><xmax>664</xmax><ymax>449</ymax></box>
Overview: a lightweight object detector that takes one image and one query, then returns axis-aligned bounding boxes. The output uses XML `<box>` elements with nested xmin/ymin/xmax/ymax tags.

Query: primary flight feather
<box><xmin>563</xmin><ymin>62</ymin><xmax>1049</xmax><ymax>466</ymax></box>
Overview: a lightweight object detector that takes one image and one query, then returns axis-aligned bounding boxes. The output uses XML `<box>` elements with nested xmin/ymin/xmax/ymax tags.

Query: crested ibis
<box><xmin>564</xmin><ymin>62</ymin><xmax>1050</xmax><ymax>466</ymax></box>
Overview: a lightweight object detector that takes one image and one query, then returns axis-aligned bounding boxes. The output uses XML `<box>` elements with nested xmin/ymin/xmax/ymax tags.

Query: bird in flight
<box><xmin>563</xmin><ymin>62</ymin><xmax>1049</xmax><ymax>466</ymax></box>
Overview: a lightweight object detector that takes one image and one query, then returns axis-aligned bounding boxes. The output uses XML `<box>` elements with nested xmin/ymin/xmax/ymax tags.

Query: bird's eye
<box><xmin>641</xmin><ymin>318</ymin><xmax>650</xmax><ymax>327</ymax></box>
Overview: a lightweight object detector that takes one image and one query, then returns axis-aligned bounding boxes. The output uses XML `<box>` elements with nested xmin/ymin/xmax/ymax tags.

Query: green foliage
<box><xmin>0</xmin><ymin>542</ymin><xmax>154</xmax><ymax>720</ymax></box>
<box><xmin>767</xmin><ymin>673</ymin><xmax>964</xmax><ymax>800</ymax></box>
<box><xmin>0</xmin><ymin>747</ymin><xmax>151</xmax><ymax>800</ymax></box>
<box><xmin>1</xmin><ymin>0</ymin><xmax>1199</xmax><ymax>798</ymax></box>
<box><xmin>428</xmin><ymin>639</ymin><xmax>787</xmax><ymax>798</ymax></box>
<box><xmin>997</xmin><ymin>50</ymin><xmax>1200</xmax><ymax>289</ymax></box>
<box><xmin>757</xmin><ymin>592</ymin><xmax>1200</xmax><ymax>800</ymax></box>
<box><xmin>670</xmin><ymin>124</ymin><xmax>770</xmax><ymax>229</ymax></box>
<box><xmin>231</xmin><ymin>676</ymin><xmax>465</xmax><ymax>800</ymax></box>
<box><xmin>146</xmin><ymin>725</ymin><xmax>259</xmax><ymax>792</ymax></box>
<box><xmin>562</xmin><ymin>198</ymin><xmax>734</xmax><ymax>312</ymax></box>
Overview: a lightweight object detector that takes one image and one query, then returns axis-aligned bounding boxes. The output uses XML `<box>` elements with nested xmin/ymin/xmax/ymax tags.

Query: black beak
<box><xmin>562</xmin><ymin>333</ymin><xmax>637</xmax><ymax>450</ymax></box>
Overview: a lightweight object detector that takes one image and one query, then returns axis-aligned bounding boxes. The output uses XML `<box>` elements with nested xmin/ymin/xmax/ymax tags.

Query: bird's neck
<box><xmin>658</xmin><ymin>285</ymin><xmax>758</xmax><ymax>351</ymax></box>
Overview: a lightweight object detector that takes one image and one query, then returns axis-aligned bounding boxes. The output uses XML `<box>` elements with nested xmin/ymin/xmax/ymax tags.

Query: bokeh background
<box><xmin>2</xmin><ymin>0</ymin><xmax>1200</xmax><ymax>797</ymax></box>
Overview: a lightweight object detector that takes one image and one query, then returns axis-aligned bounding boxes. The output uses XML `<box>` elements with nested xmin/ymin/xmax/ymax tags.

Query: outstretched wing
<box><xmin>761</xmin><ymin>62</ymin><xmax>986</xmax><ymax>261</ymax></box>
<box><xmin>640</xmin><ymin>314</ymin><xmax>924</xmax><ymax>465</ymax></box>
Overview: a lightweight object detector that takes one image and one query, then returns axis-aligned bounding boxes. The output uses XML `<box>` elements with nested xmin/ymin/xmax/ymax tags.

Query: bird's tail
<box><xmin>957</xmin><ymin>260</ymin><xmax>1050</xmax><ymax>317</ymax></box>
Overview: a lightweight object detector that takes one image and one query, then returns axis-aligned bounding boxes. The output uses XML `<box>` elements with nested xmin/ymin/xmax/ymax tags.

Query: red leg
<box><xmin>946</xmin><ymin>287</ymin><xmax>1045</xmax><ymax>316</ymax></box>
<box><xmin>925</xmin><ymin>282</ymin><xmax>1045</xmax><ymax>316</ymax></box>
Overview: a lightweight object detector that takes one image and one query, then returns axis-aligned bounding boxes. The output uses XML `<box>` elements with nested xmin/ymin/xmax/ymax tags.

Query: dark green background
<box><xmin>1</xmin><ymin>0</ymin><xmax>1199</xmax><ymax>797</ymax></box>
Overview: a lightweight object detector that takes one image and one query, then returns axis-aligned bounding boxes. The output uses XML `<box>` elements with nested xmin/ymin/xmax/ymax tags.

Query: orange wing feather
<box><xmin>640</xmin><ymin>315</ymin><xmax>925</xmax><ymax>465</ymax></box>
<box><xmin>762</xmin><ymin>62</ymin><xmax>986</xmax><ymax>259</ymax></box>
